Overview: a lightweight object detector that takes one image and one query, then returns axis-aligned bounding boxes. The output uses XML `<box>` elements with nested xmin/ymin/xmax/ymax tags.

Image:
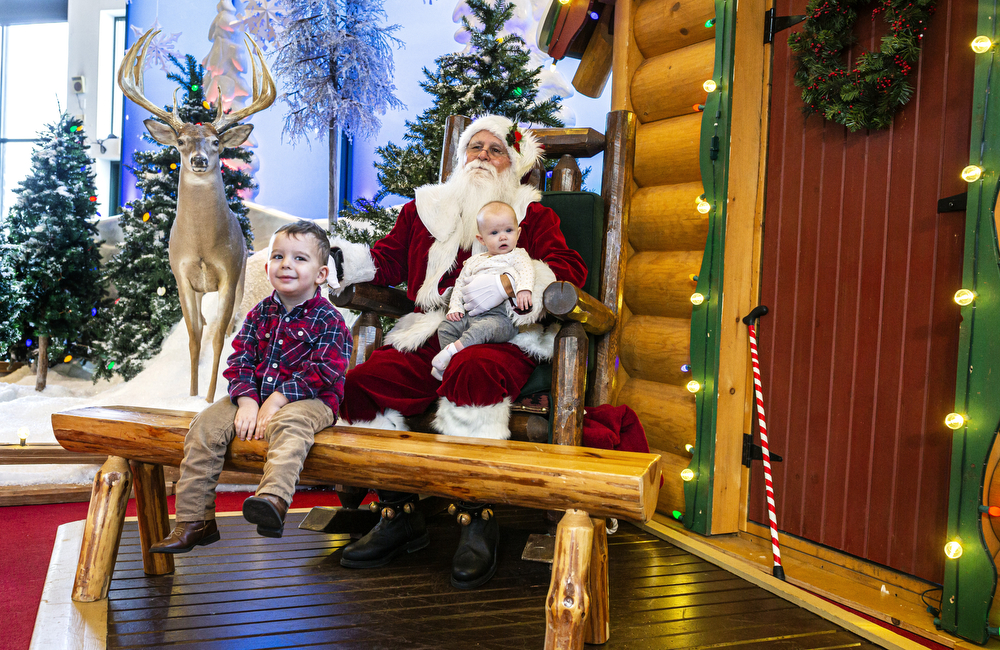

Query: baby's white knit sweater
<box><xmin>448</xmin><ymin>247</ymin><xmax>535</xmax><ymax>315</ymax></box>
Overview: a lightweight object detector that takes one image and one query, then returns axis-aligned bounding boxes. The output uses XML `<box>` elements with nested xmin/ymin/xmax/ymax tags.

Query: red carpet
<box><xmin>0</xmin><ymin>487</ymin><xmax>344</xmax><ymax>650</ymax></box>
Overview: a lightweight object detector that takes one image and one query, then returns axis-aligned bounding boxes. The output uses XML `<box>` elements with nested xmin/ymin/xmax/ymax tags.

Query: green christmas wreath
<box><xmin>789</xmin><ymin>0</ymin><xmax>936</xmax><ymax>131</ymax></box>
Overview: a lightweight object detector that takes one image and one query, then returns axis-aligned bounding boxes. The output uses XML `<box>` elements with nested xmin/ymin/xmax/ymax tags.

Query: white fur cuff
<box><xmin>342</xmin><ymin>408</ymin><xmax>408</xmax><ymax>431</ymax></box>
<box><xmin>432</xmin><ymin>397</ymin><xmax>512</xmax><ymax>440</ymax></box>
<box><xmin>329</xmin><ymin>237</ymin><xmax>377</xmax><ymax>293</ymax></box>
<box><xmin>384</xmin><ymin>310</ymin><xmax>447</xmax><ymax>352</ymax></box>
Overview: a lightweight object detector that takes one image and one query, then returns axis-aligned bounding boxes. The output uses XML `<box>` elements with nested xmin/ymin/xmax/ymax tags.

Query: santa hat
<box><xmin>456</xmin><ymin>115</ymin><xmax>543</xmax><ymax>179</ymax></box>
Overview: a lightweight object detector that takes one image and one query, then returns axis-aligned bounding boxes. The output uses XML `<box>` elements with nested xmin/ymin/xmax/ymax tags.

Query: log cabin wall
<box><xmin>748</xmin><ymin>0</ymin><xmax>977</xmax><ymax>584</ymax></box>
<box><xmin>610</xmin><ymin>0</ymin><xmax>717</xmax><ymax>516</ymax></box>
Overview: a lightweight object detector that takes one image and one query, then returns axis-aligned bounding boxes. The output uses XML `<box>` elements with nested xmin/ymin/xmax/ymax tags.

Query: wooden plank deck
<box><xmin>105</xmin><ymin>509</ymin><xmax>882</xmax><ymax>649</ymax></box>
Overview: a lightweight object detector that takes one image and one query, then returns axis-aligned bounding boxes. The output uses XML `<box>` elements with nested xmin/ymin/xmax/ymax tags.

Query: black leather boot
<box><xmin>450</xmin><ymin>503</ymin><xmax>499</xmax><ymax>589</ymax></box>
<box><xmin>340</xmin><ymin>492</ymin><xmax>429</xmax><ymax>568</ymax></box>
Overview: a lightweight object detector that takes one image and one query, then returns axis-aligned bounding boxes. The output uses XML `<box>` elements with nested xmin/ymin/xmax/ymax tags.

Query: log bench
<box><xmin>52</xmin><ymin>405</ymin><xmax>661</xmax><ymax>649</ymax></box>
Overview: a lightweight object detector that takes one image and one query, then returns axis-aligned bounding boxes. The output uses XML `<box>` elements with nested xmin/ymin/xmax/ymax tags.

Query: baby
<box><xmin>431</xmin><ymin>201</ymin><xmax>534</xmax><ymax>380</ymax></box>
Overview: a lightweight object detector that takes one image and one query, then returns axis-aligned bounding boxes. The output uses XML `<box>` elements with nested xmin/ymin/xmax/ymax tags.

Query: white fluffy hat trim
<box><xmin>456</xmin><ymin>115</ymin><xmax>543</xmax><ymax>179</ymax></box>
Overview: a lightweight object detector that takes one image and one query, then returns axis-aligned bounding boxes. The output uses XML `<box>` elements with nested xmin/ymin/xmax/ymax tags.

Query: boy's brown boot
<box><xmin>150</xmin><ymin>520</ymin><xmax>221</xmax><ymax>554</ymax></box>
<box><xmin>243</xmin><ymin>494</ymin><xmax>288</xmax><ymax>538</ymax></box>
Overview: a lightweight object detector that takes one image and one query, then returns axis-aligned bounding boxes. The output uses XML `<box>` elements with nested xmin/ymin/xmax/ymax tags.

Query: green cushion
<box><xmin>540</xmin><ymin>191</ymin><xmax>604</xmax><ymax>299</ymax></box>
<box><xmin>518</xmin><ymin>191</ymin><xmax>603</xmax><ymax>400</ymax></box>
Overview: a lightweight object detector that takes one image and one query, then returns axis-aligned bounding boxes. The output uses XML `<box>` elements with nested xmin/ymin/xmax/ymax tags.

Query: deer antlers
<box><xmin>118</xmin><ymin>29</ymin><xmax>277</xmax><ymax>133</ymax></box>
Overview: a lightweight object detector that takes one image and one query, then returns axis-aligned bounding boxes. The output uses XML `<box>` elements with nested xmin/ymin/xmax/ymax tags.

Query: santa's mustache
<box><xmin>464</xmin><ymin>159</ymin><xmax>499</xmax><ymax>176</ymax></box>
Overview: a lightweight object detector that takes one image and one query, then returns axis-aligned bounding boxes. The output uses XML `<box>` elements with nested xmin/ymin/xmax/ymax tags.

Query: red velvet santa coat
<box><xmin>339</xmin><ymin>196</ymin><xmax>587</xmax><ymax>434</ymax></box>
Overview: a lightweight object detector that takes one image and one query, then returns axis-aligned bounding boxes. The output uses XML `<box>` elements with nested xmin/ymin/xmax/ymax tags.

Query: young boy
<box><xmin>431</xmin><ymin>201</ymin><xmax>534</xmax><ymax>380</ymax></box>
<box><xmin>151</xmin><ymin>220</ymin><xmax>352</xmax><ymax>552</ymax></box>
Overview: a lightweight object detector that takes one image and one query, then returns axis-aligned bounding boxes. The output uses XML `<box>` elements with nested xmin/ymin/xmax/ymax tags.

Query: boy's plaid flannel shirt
<box><xmin>224</xmin><ymin>291</ymin><xmax>352</xmax><ymax>417</ymax></box>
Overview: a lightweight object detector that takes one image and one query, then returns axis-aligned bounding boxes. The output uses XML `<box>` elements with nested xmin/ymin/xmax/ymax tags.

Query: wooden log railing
<box><xmin>52</xmin><ymin>405</ymin><xmax>661</xmax><ymax>648</ymax></box>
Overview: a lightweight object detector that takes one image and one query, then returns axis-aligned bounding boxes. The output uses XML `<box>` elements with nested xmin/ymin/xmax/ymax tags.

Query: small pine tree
<box><xmin>91</xmin><ymin>54</ymin><xmax>255</xmax><ymax>382</ymax></box>
<box><xmin>0</xmin><ymin>227</ymin><xmax>28</xmax><ymax>359</ymax></box>
<box><xmin>373</xmin><ymin>0</ymin><xmax>562</xmax><ymax>202</ymax></box>
<box><xmin>0</xmin><ymin>112</ymin><xmax>105</xmax><ymax>389</ymax></box>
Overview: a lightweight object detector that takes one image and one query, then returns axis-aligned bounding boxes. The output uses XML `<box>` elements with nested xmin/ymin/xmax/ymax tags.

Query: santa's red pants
<box><xmin>340</xmin><ymin>338</ymin><xmax>537</xmax><ymax>423</ymax></box>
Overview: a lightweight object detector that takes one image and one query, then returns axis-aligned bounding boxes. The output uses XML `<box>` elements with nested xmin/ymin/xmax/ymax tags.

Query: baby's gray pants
<box><xmin>438</xmin><ymin>303</ymin><xmax>518</xmax><ymax>349</ymax></box>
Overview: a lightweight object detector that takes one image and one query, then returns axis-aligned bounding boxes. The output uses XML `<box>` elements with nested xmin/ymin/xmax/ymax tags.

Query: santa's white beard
<box><xmin>447</xmin><ymin>159</ymin><xmax>522</xmax><ymax>250</ymax></box>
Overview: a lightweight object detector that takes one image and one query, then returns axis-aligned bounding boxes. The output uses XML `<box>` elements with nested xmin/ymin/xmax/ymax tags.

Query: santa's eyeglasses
<box><xmin>467</xmin><ymin>142</ymin><xmax>507</xmax><ymax>159</ymax></box>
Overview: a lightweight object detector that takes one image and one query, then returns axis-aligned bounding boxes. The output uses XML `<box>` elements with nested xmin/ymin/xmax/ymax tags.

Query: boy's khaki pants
<box><xmin>174</xmin><ymin>397</ymin><xmax>335</xmax><ymax>522</ymax></box>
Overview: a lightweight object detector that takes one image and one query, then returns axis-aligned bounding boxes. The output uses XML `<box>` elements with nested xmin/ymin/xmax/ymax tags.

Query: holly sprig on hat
<box><xmin>506</xmin><ymin>124</ymin><xmax>523</xmax><ymax>154</ymax></box>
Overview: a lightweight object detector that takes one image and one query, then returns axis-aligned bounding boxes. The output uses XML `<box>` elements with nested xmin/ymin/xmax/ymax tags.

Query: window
<box><xmin>0</xmin><ymin>22</ymin><xmax>68</xmax><ymax>221</ymax></box>
<box><xmin>107</xmin><ymin>15</ymin><xmax>126</xmax><ymax>215</ymax></box>
<box><xmin>110</xmin><ymin>16</ymin><xmax>125</xmax><ymax>139</ymax></box>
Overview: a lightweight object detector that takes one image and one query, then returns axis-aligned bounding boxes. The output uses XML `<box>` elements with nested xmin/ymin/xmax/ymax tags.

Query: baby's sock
<box><xmin>431</xmin><ymin>341</ymin><xmax>464</xmax><ymax>381</ymax></box>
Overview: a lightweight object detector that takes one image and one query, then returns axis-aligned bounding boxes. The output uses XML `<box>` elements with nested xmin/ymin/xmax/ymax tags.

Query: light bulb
<box><xmin>962</xmin><ymin>165</ymin><xmax>983</xmax><ymax>182</ymax></box>
<box><xmin>690</xmin><ymin>293</ymin><xmax>705</xmax><ymax>305</ymax></box>
<box><xmin>990</xmin><ymin>506</ymin><xmax>1000</xmax><ymax>517</ymax></box>
<box><xmin>685</xmin><ymin>444</ymin><xmax>694</xmax><ymax>453</ymax></box>
<box><xmin>681</xmin><ymin>468</ymin><xmax>695</xmax><ymax>481</ymax></box>
<box><xmin>686</xmin><ymin>380</ymin><xmax>701</xmax><ymax>393</ymax></box>
<box><xmin>944</xmin><ymin>541</ymin><xmax>963</xmax><ymax>559</ymax></box>
<box><xmin>18</xmin><ymin>427</ymin><xmax>28</xmax><ymax>446</ymax></box>
<box><xmin>63</xmin><ymin>355</ymin><xmax>72</xmax><ymax>363</ymax></box>
<box><xmin>703</xmin><ymin>79</ymin><xmax>717</xmax><ymax>93</ymax></box>
<box><xmin>558</xmin><ymin>0</ymin><xmax>570</xmax><ymax>4</ymax></box>
<box><xmin>697</xmin><ymin>200</ymin><xmax>712</xmax><ymax>214</ymax></box>
<box><xmin>972</xmin><ymin>36</ymin><xmax>993</xmax><ymax>53</ymax></box>
<box><xmin>945</xmin><ymin>413</ymin><xmax>966</xmax><ymax>429</ymax></box>
<box><xmin>954</xmin><ymin>289</ymin><xmax>976</xmax><ymax>306</ymax></box>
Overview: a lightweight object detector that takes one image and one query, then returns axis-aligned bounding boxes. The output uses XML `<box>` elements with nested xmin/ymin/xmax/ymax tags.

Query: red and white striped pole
<box><xmin>743</xmin><ymin>305</ymin><xmax>785</xmax><ymax>581</ymax></box>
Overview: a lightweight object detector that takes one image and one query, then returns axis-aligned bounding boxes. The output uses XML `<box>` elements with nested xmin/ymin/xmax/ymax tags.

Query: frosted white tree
<box><xmin>202</xmin><ymin>0</ymin><xmax>251</xmax><ymax>108</ymax></box>
<box><xmin>270</xmin><ymin>0</ymin><xmax>404</xmax><ymax>143</ymax></box>
<box><xmin>202</xmin><ymin>0</ymin><xmax>261</xmax><ymax>199</ymax></box>
<box><xmin>267</xmin><ymin>0</ymin><xmax>405</xmax><ymax>220</ymax></box>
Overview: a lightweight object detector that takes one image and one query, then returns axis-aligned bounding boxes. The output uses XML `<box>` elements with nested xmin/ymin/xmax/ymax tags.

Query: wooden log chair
<box><xmin>334</xmin><ymin>112</ymin><xmax>633</xmax><ymax>447</ymax></box>
<box><xmin>51</xmin><ymin>110</ymin><xmax>660</xmax><ymax>649</ymax></box>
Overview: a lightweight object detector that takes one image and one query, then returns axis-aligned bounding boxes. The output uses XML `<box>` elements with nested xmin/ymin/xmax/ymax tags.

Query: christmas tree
<box><xmin>0</xmin><ymin>112</ymin><xmax>105</xmax><ymax>390</ymax></box>
<box><xmin>335</xmin><ymin>0</ymin><xmax>563</xmax><ymax>246</ymax></box>
<box><xmin>0</xmin><ymin>227</ymin><xmax>27</xmax><ymax>359</ymax></box>
<box><xmin>372</xmin><ymin>0</ymin><xmax>562</xmax><ymax>201</ymax></box>
<box><xmin>91</xmin><ymin>54</ymin><xmax>255</xmax><ymax>382</ymax></box>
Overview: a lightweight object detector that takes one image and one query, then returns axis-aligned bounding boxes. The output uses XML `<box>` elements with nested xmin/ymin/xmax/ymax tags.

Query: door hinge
<box><xmin>742</xmin><ymin>433</ymin><xmax>784</xmax><ymax>468</ymax></box>
<box><xmin>937</xmin><ymin>192</ymin><xmax>967</xmax><ymax>213</ymax></box>
<box><xmin>764</xmin><ymin>8</ymin><xmax>807</xmax><ymax>45</ymax></box>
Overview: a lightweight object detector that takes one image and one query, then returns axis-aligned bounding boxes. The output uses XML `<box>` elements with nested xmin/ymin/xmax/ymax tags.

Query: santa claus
<box><xmin>329</xmin><ymin>115</ymin><xmax>587</xmax><ymax>589</ymax></box>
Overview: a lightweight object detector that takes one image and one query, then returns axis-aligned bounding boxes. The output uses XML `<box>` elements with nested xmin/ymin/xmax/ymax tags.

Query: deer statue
<box><xmin>118</xmin><ymin>29</ymin><xmax>276</xmax><ymax>402</ymax></box>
